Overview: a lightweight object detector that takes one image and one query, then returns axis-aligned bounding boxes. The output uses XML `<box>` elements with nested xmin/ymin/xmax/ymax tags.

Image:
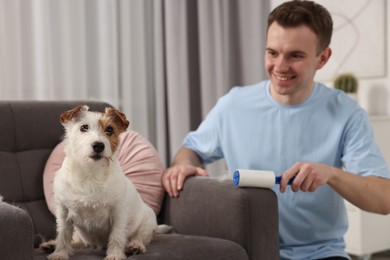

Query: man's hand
<box><xmin>279</xmin><ymin>162</ymin><xmax>335</xmax><ymax>193</ymax></box>
<box><xmin>279</xmin><ymin>161</ymin><xmax>390</xmax><ymax>214</ymax></box>
<box><xmin>162</xmin><ymin>164</ymin><xmax>208</xmax><ymax>197</ymax></box>
<box><xmin>162</xmin><ymin>147</ymin><xmax>208</xmax><ymax>197</ymax></box>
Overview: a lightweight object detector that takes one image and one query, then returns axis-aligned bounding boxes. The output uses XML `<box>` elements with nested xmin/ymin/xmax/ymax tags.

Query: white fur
<box><xmin>47</xmin><ymin>106</ymin><xmax>158</xmax><ymax>260</ymax></box>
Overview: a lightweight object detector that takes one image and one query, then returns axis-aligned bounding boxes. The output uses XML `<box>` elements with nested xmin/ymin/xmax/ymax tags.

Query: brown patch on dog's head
<box><xmin>99</xmin><ymin>107</ymin><xmax>130</xmax><ymax>153</ymax></box>
<box><xmin>60</xmin><ymin>105</ymin><xmax>89</xmax><ymax>125</ymax></box>
<box><xmin>104</xmin><ymin>107</ymin><xmax>130</xmax><ymax>131</ymax></box>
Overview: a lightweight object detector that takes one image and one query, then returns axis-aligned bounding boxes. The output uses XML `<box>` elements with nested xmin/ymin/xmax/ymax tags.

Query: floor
<box><xmin>350</xmin><ymin>250</ymin><xmax>390</xmax><ymax>260</ymax></box>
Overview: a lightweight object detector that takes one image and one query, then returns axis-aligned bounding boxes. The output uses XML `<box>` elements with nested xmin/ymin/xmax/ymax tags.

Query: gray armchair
<box><xmin>0</xmin><ymin>101</ymin><xmax>279</xmax><ymax>260</ymax></box>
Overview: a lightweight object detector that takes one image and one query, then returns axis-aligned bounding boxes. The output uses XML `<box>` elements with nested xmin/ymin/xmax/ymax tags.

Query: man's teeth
<box><xmin>276</xmin><ymin>75</ymin><xmax>292</xmax><ymax>81</ymax></box>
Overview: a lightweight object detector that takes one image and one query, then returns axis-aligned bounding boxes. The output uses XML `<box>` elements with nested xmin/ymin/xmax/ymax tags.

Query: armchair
<box><xmin>0</xmin><ymin>101</ymin><xmax>279</xmax><ymax>260</ymax></box>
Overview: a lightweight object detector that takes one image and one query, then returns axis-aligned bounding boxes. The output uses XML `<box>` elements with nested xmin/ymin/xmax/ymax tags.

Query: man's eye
<box><xmin>105</xmin><ymin>126</ymin><xmax>114</xmax><ymax>136</ymax></box>
<box><xmin>267</xmin><ymin>50</ymin><xmax>277</xmax><ymax>57</ymax></box>
<box><xmin>80</xmin><ymin>125</ymin><xmax>89</xmax><ymax>132</ymax></box>
<box><xmin>291</xmin><ymin>53</ymin><xmax>304</xmax><ymax>59</ymax></box>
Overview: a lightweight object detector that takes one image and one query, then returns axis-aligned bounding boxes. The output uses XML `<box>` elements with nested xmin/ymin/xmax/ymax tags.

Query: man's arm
<box><xmin>280</xmin><ymin>162</ymin><xmax>390</xmax><ymax>215</ymax></box>
<box><xmin>162</xmin><ymin>147</ymin><xmax>208</xmax><ymax>197</ymax></box>
<box><xmin>329</xmin><ymin>169</ymin><xmax>390</xmax><ymax>215</ymax></box>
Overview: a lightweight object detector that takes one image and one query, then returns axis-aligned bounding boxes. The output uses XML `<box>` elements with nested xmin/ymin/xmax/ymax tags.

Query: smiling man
<box><xmin>162</xmin><ymin>1</ymin><xmax>390</xmax><ymax>259</ymax></box>
<box><xmin>265</xmin><ymin>22</ymin><xmax>331</xmax><ymax>106</ymax></box>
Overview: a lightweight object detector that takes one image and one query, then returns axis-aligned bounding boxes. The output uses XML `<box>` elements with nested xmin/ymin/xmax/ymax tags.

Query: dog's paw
<box><xmin>40</xmin><ymin>240</ymin><xmax>56</xmax><ymax>253</ymax></box>
<box><xmin>125</xmin><ymin>240</ymin><xmax>146</xmax><ymax>255</ymax></box>
<box><xmin>47</xmin><ymin>251</ymin><xmax>69</xmax><ymax>260</ymax></box>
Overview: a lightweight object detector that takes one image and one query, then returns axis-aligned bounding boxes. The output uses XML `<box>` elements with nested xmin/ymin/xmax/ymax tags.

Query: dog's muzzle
<box><xmin>91</xmin><ymin>142</ymin><xmax>105</xmax><ymax>160</ymax></box>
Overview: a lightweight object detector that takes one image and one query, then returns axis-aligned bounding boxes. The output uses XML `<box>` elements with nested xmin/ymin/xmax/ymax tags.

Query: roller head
<box><xmin>233</xmin><ymin>169</ymin><xmax>276</xmax><ymax>188</ymax></box>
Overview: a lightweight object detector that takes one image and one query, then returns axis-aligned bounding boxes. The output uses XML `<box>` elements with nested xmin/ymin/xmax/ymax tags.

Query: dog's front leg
<box><xmin>48</xmin><ymin>206</ymin><xmax>74</xmax><ymax>260</ymax></box>
<box><xmin>105</xmin><ymin>207</ymin><xmax>128</xmax><ymax>260</ymax></box>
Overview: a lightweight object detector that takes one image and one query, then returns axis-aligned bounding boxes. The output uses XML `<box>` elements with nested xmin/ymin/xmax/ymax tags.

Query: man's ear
<box><xmin>316</xmin><ymin>47</ymin><xmax>332</xmax><ymax>70</ymax></box>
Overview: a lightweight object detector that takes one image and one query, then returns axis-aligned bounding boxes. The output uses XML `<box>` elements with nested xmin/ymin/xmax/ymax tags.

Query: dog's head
<box><xmin>60</xmin><ymin>105</ymin><xmax>129</xmax><ymax>163</ymax></box>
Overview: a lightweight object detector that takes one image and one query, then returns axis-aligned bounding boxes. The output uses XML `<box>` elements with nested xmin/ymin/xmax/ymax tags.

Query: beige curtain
<box><xmin>158</xmin><ymin>0</ymin><xmax>269</xmax><ymax>170</ymax></box>
<box><xmin>0</xmin><ymin>0</ymin><xmax>269</xmax><ymax>168</ymax></box>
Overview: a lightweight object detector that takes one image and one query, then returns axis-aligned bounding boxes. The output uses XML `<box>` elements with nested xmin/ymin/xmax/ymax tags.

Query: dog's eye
<box><xmin>105</xmin><ymin>126</ymin><xmax>114</xmax><ymax>136</ymax></box>
<box><xmin>80</xmin><ymin>125</ymin><xmax>89</xmax><ymax>132</ymax></box>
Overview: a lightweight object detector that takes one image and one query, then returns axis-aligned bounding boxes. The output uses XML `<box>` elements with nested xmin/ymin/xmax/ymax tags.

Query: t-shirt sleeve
<box><xmin>341</xmin><ymin>109</ymin><xmax>390</xmax><ymax>178</ymax></box>
<box><xmin>182</xmin><ymin>92</ymin><xmax>233</xmax><ymax>164</ymax></box>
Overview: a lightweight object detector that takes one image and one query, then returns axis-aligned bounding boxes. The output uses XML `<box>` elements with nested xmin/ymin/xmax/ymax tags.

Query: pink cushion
<box><xmin>43</xmin><ymin>130</ymin><xmax>165</xmax><ymax>215</ymax></box>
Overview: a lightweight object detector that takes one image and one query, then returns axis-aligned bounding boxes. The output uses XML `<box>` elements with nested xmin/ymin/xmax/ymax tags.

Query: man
<box><xmin>162</xmin><ymin>1</ymin><xmax>390</xmax><ymax>259</ymax></box>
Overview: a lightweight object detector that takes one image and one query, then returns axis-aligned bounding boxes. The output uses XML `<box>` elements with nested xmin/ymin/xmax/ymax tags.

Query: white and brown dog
<box><xmin>41</xmin><ymin>105</ymin><xmax>163</xmax><ymax>260</ymax></box>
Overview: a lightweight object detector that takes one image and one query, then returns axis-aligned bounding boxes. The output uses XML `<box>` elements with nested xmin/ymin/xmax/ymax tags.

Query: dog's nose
<box><xmin>92</xmin><ymin>142</ymin><xmax>105</xmax><ymax>153</ymax></box>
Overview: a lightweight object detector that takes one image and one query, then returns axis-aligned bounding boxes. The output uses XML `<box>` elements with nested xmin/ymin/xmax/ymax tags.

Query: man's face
<box><xmin>265</xmin><ymin>22</ymin><xmax>330</xmax><ymax>105</ymax></box>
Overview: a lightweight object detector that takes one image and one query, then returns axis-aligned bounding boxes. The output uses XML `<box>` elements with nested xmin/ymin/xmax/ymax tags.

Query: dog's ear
<box><xmin>60</xmin><ymin>105</ymin><xmax>89</xmax><ymax>124</ymax></box>
<box><xmin>105</xmin><ymin>107</ymin><xmax>130</xmax><ymax>130</ymax></box>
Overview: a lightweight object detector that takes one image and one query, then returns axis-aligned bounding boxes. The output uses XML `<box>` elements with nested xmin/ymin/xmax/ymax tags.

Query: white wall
<box><xmin>330</xmin><ymin>1</ymin><xmax>390</xmax><ymax>116</ymax></box>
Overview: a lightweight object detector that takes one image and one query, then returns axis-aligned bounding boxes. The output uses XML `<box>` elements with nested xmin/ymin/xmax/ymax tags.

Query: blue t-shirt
<box><xmin>182</xmin><ymin>80</ymin><xmax>389</xmax><ymax>260</ymax></box>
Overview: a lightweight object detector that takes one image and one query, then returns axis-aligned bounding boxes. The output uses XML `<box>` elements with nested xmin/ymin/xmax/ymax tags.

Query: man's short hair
<box><xmin>267</xmin><ymin>0</ymin><xmax>333</xmax><ymax>54</ymax></box>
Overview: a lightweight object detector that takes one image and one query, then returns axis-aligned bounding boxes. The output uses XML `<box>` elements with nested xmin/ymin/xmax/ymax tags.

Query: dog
<box><xmin>41</xmin><ymin>105</ymin><xmax>165</xmax><ymax>260</ymax></box>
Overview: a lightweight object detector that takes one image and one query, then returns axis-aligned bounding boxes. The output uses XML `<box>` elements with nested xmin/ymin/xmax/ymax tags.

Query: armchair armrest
<box><xmin>159</xmin><ymin>176</ymin><xmax>279</xmax><ymax>260</ymax></box>
<box><xmin>0</xmin><ymin>202</ymin><xmax>34</xmax><ymax>260</ymax></box>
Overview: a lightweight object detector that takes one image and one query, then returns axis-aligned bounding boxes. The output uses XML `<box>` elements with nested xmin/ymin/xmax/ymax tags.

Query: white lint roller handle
<box><xmin>232</xmin><ymin>169</ymin><xmax>295</xmax><ymax>188</ymax></box>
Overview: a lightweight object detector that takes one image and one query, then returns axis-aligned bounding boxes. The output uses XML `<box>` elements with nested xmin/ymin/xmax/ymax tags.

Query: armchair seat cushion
<box><xmin>33</xmin><ymin>234</ymin><xmax>248</xmax><ymax>260</ymax></box>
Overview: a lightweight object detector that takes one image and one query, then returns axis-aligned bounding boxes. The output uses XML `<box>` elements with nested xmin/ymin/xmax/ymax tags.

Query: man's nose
<box><xmin>275</xmin><ymin>57</ymin><xmax>289</xmax><ymax>72</ymax></box>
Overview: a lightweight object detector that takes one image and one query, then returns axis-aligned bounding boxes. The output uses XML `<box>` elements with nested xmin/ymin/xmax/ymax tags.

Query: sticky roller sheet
<box><xmin>233</xmin><ymin>169</ymin><xmax>295</xmax><ymax>188</ymax></box>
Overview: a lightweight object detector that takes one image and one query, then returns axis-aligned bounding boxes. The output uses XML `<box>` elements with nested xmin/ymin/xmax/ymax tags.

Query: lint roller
<box><xmin>233</xmin><ymin>169</ymin><xmax>295</xmax><ymax>188</ymax></box>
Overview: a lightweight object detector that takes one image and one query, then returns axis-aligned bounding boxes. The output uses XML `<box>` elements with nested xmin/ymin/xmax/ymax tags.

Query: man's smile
<box><xmin>275</xmin><ymin>74</ymin><xmax>296</xmax><ymax>81</ymax></box>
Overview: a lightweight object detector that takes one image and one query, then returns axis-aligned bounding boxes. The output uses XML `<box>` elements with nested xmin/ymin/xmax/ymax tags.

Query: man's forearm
<box><xmin>329</xmin><ymin>169</ymin><xmax>390</xmax><ymax>215</ymax></box>
<box><xmin>171</xmin><ymin>147</ymin><xmax>204</xmax><ymax>168</ymax></box>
